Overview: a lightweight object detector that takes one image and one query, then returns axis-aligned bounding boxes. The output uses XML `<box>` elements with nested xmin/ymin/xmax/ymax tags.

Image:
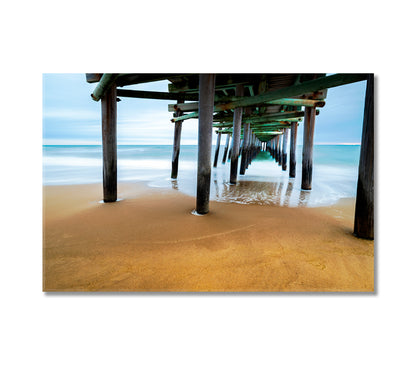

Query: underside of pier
<box><xmin>86</xmin><ymin>73</ymin><xmax>373</xmax><ymax>239</ymax></box>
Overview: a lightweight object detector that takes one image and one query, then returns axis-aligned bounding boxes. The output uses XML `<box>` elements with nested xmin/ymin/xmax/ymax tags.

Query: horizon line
<box><xmin>43</xmin><ymin>142</ymin><xmax>361</xmax><ymax>146</ymax></box>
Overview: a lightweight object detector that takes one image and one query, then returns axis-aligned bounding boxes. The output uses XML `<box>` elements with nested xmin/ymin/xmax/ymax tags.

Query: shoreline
<box><xmin>43</xmin><ymin>182</ymin><xmax>373</xmax><ymax>292</ymax></box>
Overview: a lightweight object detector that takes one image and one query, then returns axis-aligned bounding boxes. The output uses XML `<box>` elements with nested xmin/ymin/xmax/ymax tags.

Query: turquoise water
<box><xmin>43</xmin><ymin>144</ymin><xmax>360</xmax><ymax>207</ymax></box>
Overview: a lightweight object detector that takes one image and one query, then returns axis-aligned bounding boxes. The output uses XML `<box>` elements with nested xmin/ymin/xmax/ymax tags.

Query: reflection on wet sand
<box><xmin>171</xmin><ymin>179</ymin><xmax>179</xmax><ymax>190</ymax></box>
<box><xmin>170</xmin><ymin>163</ymin><xmax>317</xmax><ymax>207</ymax></box>
<box><xmin>283</xmin><ymin>180</ymin><xmax>294</xmax><ymax>206</ymax></box>
<box><xmin>213</xmin><ymin>178</ymin><xmax>220</xmax><ymax>198</ymax></box>
<box><xmin>299</xmin><ymin>190</ymin><xmax>311</xmax><ymax>207</ymax></box>
<box><xmin>276</xmin><ymin>182</ymin><xmax>284</xmax><ymax>205</ymax></box>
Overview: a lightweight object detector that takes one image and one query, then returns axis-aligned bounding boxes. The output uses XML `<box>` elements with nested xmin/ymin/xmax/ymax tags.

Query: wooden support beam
<box><xmin>222</xmin><ymin>133</ymin><xmax>231</xmax><ymax>164</ymax></box>
<box><xmin>282</xmin><ymin>128</ymin><xmax>288</xmax><ymax>171</ymax></box>
<box><xmin>101</xmin><ymin>83</ymin><xmax>117</xmax><ymax>202</ymax></box>
<box><xmin>215</xmin><ymin>74</ymin><xmax>367</xmax><ymax>112</ymax></box>
<box><xmin>118</xmin><ymin>89</ymin><xmax>198</xmax><ymax>101</ymax></box>
<box><xmin>213</xmin><ymin>118</ymin><xmax>302</xmax><ymax>127</ymax></box>
<box><xmin>172</xmin><ymin>109</ymin><xmax>305</xmax><ymax>124</ymax></box>
<box><xmin>255</xmin><ymin>131</ymin><xmax>283</xmax><ymax>136</ymax></box>
<box><xmin>92</xmin><ymin>74</ymin><xmax>119</xmax><ymax>101</ymax></box>
<box><xmin>354</xmin><ymin>74</ymin><xmax>374</xmax><ymax>239</ymax></box>
<box><xmin>196</xmin><ymin>74</ymin><xmax>216</xmax><ymax>215</ymax></box>
<box><xmin>301</xmin><ymin>107</ymin><xmax>316</xmax><ymax>190</ymax></box>
<box><xmin>168</xmin><ymin>97</ymin><xmax>324</xmax><ymax>113</ymax></box>
<box><xmin>289</xmin><ymin>122</ymin><xmax>298</xmax><ymax>178</ymax></box>
<box><xmin>171</xmin><ymin>111</ymin><xmax>199</xmax><ymax>122</ymax></box>
<box><xmin>171</xmin><ymin>100</ymin><xmax>184</xmax><ymax>179</ymax></box>
<box><xmin>212</xmin><ymin>110</ymin><xmax>305</xmax><ymax>125</ymax></box>
<box><xmin>213</xmin><ymin>130</ymin><xmax>222</xmax><ymax>168</ymax></box>
<box><xmin>86</xmin><ymin>73</ymin><xmax>102</xmax><ymax>83</ymax></box>
<box><xmin>240</xmin><ymin>123</ymin><xmax>250</xmax><ymax>175</ymax></box>
<box><xmin>168</xmin><ymin>74</ymin><xmax>259</xmax><ymax>93</ymax></box>
<box><xmin>267</xmin><ymin>98</ymin><xmax>325</xmax><ymax>107</ymax></box>
<box><xmin>230</xmin><ymin>84</ymin><xmax>244</xmax><ymax>184</ymax></box>
<box><xmin>116</xmin><ymin>74</ymin><xmax>193</xmax><ymax>87</ymax></box>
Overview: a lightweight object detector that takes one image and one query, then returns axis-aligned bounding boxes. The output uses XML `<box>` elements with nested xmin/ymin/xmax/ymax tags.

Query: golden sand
<box><xmin>43</xmin><ymin>183</ymin><xmax>374</xmax><ymax>292</ymax></box>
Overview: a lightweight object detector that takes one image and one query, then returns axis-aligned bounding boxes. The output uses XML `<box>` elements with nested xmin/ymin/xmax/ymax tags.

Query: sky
<box><xmin>43</xmin><ymin>74</ymin><xmax>367</xmax><ymax>146</ymax></box>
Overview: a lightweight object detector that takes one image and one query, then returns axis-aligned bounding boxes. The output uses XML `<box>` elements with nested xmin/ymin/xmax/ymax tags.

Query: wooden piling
<box><xmin>171</xmin><ymin>100</ymin><xmax>184</xmax><ymax>179</ymax></box>
<box><xmin>222</xmin><ymin>133</ymin><xmax>231</xmax><ymax>164</ymax></box>
<box><xmin>277</xmin><ymin>135</ymin><xmax>282</xmax><ymax>164</ymax></box>
<box><xmin>240</xmin><ymin>122</ymin><xmax>250</xmax><ymax>175</ymax></box>
<box><xmin>282</xmin><ymin>128</ymin><xmax>288</xmax><ymax>171</ymax></box>
<box><xmin>301</xmin><ymin>107</ymin><xmax>316</xmax><ymax>190</ymax></box>
<box><xmin>227</xmin><ymin>136</ymin><xmax>233</xmax><ymax>161</ymax></box>
<box><xmin>354</xmin><ymin>74</ymin><xmax>374</xmax><ymax>239</ymax></box>
<box><xmin>289</xmin><ymin>122</ymin><xmax>298</xmax><ymax>178</ymax></box>
<box><xmin>230</xmin><ymin>84</ymin><xmax>244</xmax><ymax>184</ymax></box>
<box><xmin>213</xmin><ymin>130</ymin><xmax>222</xmax><ymax>167</ymax></box>
<box><xmin>272</xmin><ymin>137</ymin><xmax>277</xmax><ymax>160</ymax></box>
<box><xmin>101</xmin><ymin>83</ymin><xmax>117</xmax><ymax>202</ymax></box>
<box><xmin>196</xmin><ymin>74</ymin><xmax>216</xmax><ymax>214</ymax></box>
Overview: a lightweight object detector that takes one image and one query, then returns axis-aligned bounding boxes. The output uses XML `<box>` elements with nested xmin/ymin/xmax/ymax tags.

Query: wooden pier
<box><xmin>86</xmin><ymin>73</ymin><xmax>374</xmax><ymax>239</ymax></box>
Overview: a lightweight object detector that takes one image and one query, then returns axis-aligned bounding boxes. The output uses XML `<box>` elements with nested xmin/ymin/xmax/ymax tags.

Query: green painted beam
<box><xmin>170</xmin><ymin>111</ymin><xmax>199</xmax><ymax>122</ymax></box>
<box><xmin>267</xmin><ymin>98</ymin><xmax>325</xmax><ymax>107</ymax></box>
<box><xmin>252</xmin><ymin>133</ymin><xmax>282</xmax><ymax>137</ymax></box>
<box><xmin>91</xmin><ymin>74</ymin><xmax>120</xmax><ymax>101</ymax></box>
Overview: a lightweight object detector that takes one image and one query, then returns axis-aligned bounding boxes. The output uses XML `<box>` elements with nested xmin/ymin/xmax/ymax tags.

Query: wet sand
<box><xmin>43</xmin><ymin>182</ymin><xmax>374</xmax><ymax>292</ymax></box>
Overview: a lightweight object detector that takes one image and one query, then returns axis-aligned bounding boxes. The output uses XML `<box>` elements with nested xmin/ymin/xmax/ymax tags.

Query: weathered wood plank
<box><xmin>354</xmin><ymin>74</ymin><xmax>374</xmax><ymax>240</ymax></box>
<box><xmin>168</xmin><ymin>97</ymin><xmax>325</xmax><ymax>112</ymax></box>
<box><xmin>86</xmin><ymin>73</ymin><xmax>102</xmax><ymax>83</ymax></box>
<box><xmin>118</xmin><ymin>89</ymin><xmax>198</xmax><ymax>101</ymax></box>
<box><xmin>101</xmin><ymin>83</ymin><xmax>117</xmax><ymax>202</ymax></box>
<box><xmin>116</xmin><ymin>74</ymin><xmax>193</xmax><ymax>87</ymax></box>
<box><xmin>196</xmin><ymin>74</ymin><xmax>216</xmax><ymax>214</ymax></box>
<box><xmin>171</xmin><ymin>111</ymin><xmax>199</xmax><ymax>122</ymax></box>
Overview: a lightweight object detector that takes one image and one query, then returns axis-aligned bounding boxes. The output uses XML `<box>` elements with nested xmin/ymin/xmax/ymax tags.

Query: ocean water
<box><xmin>43</xmin><ymin>144</ymin><xmax>360</xmax><ymax>207</ymax></box>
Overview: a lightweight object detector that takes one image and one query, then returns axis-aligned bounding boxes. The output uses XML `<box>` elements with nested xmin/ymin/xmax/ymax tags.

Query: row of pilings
<box><xmin>96</xmin><ymin>73</ymin><xmax>373</xmax><ymax>240</ymax></box>
<box><xmin>213</xmin><ymin>127</ymin><xmax>262</xmax><ymax>176</ymax></box>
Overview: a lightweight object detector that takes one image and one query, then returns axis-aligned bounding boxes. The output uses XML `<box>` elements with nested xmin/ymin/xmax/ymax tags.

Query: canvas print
<box><xmin>43</xmin><ymin>73</ymin><xmax>374</xmax><ymax>292</ymax></box>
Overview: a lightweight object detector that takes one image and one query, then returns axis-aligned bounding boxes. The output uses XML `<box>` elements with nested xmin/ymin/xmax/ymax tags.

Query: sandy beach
<box><xmin>43</xmin><ymin>182</ymin><xmax>374</xmax><ymax>292</ymax></box>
